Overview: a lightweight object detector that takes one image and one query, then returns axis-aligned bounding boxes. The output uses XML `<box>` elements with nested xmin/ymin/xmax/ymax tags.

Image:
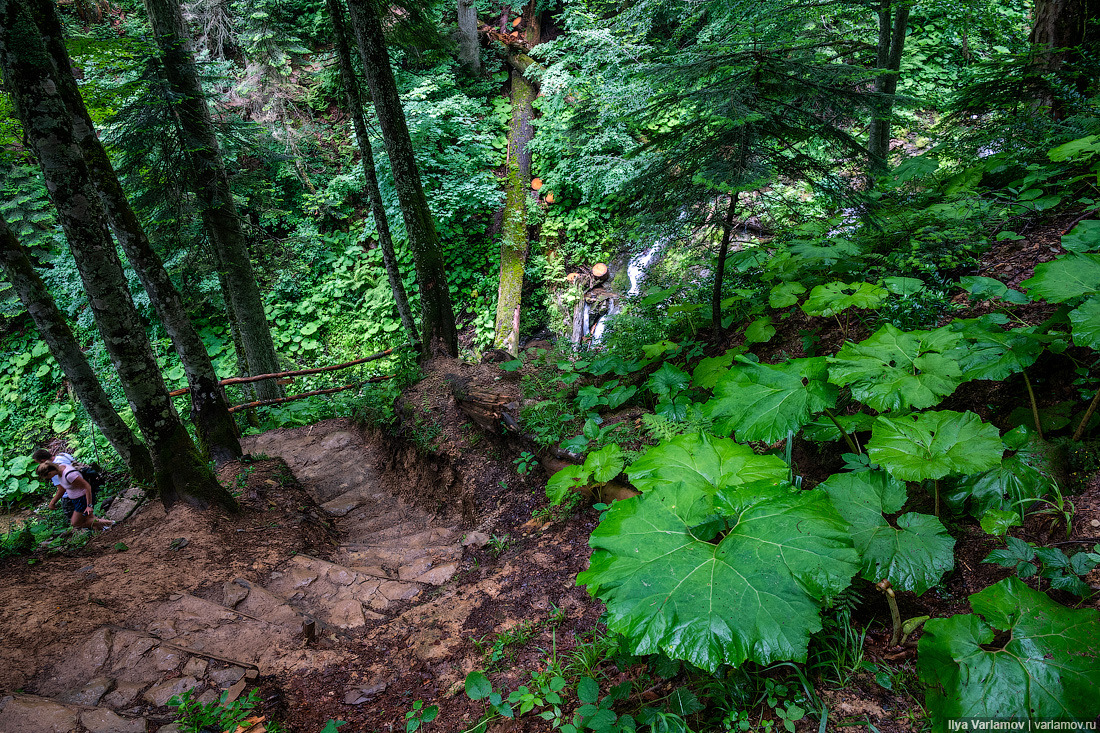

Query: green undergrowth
<box><xmin>514</xmin><ymin>135</ymin><xmax>1100</xmax><ymax>729</ymax></box>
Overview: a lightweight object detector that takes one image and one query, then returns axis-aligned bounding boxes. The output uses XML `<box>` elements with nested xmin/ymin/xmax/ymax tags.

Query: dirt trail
<box><xmin>0</xmin><ymin>419</ymin><xmax>600</xmax><ymax>732</ymax></box>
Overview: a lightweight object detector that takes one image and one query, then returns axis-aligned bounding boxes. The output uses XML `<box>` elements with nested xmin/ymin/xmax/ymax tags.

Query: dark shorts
<box><xmin>61</xmin><ymin>495</ymin><xmax>88</xmax><ymax>516</ymax></box>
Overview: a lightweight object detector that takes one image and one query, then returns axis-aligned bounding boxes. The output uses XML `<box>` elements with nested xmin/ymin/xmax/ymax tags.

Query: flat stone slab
<box><xmin>82</xmin><ymin>708</ymin><xmax>147</xmax><ymax>733</ymax></box>
<box><xmin>142</xmin><ymin>676</ymin><xmax>199</xmax><ymax>707</ymax></box>
<box><xmin>102</xmin><ymin>680</ymin><xmax>144</xmax><ymax>709</ymax></box>
<box><xmin>0</xmin><ymin>695</ymin><xmax>80</xmax><ymax>733</ymax></box>
<box><xmin>59</xmin><ymin>676</ymin><xmax>113</xmax><ymax>706</ymax></box>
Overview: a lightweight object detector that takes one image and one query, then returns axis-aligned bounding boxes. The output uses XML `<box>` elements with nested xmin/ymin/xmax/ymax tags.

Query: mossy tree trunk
<box><xmin>0</xmin><ymin>218</ymin><xmax>155</xmax><ymax>483</ymax></box>
<box><xmin>345</xmin><ymin>0</ymin><xmax>458</xmax><ymax>359</ymax></box>
<box><xmin>326</xmin><ymin>0</ymin><xmax>420</xmax><ymax>350</ymax></box>
<box><xmin>0</xmin><ymin>0</ymin><xmax>235</xmax><ymax>510</ymax></box>
<box><xmin>143</xmin><ymin>0</ymin><xmax>283</xmax><ymax>400</ymax></box>
<box><xmin>494</xmin><ymin>6</ymin><xmax>540</xmax><ymax>355</ymax></box>
<box><xmin>29</xmin><ymin>0</ymin><xmax>241</xmax><ymax>466</ymax></box>
<box><xmin>868</xmin><ymin>0</ymin><xmax>910</xmax><ymax>170</ymax></box>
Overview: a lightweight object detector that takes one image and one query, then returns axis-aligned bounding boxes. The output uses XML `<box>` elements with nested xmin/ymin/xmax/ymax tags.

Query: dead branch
<box><xmin>168</xmin><ymin>348</ymin><xmax>396</xmax><ymax>397</ymax></box>
<box><xmin>226</xmin><ymin>375</ymin><xmax>394</xmax><ymax>414</ymax></box>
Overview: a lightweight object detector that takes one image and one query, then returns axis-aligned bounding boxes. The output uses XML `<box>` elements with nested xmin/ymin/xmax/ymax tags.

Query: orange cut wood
<box><xmin>592</xmin><ymin>263</ymin><xmax>608</xmax><ymax>278</ymax></box>
<box><xmin>531</xmin><ymin>177</ymin><xmax>543</xmax><ymax>190</ymax></box>
<box><xmin>512</xmin><ymin>16</ymin><xmax>522</xmax><ymax>27</ymax></box>
<box><xmin>544</xmin><ymin>192</ymin><xmax>554</xmax><ymax>203</ymax></box>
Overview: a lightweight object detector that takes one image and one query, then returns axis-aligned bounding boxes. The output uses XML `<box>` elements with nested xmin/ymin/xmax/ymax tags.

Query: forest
<box><xmin>0</xmin><ymin>0</ymin><xmax>1099</xmax><ymax>731</ymax></box>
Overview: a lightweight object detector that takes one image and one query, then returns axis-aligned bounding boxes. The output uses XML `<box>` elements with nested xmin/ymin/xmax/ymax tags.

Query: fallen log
<box><xmin>226</xmin><ymin>375</ymin><xmax>394</xmax><ymax>414</ymax></box>
<box><xmin>168</xmin><ymin>348</ymin><xmax>396</xmax><ymax>397</ymax></box>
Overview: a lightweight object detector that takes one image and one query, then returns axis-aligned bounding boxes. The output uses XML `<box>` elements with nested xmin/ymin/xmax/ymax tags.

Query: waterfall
<box><xmin>627</xmin><ymin>243</ymin><xmax>661</xmax><ymax>296</ymax></box>
<box><xmin>590</xmin><ymin>297</ymin><xmax>620</xmax><ymax>343</ymax></box>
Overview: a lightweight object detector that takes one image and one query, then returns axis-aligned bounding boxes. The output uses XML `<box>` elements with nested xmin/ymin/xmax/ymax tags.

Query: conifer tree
<box><xmin>0</xmin><ymin>0</ymin><xmax>235</xmax><ymax>509</ymax></box>
<box><xmin>27</xmin><ymin>0</ymin><xmax>242</xmax><ymax>465</ymax></box>
<box><xmin>344</xmin><ymin>0</ymin><xmax>459</xmax><ymax>358</ymax></box>
<box><xmin>325</xmin><ymin>0</ymin><xmax>420</xmax><ymax>349</ymax></box>
<box><xmin>143</xmin><ymin>0</ymin><xmax>284</xmax><ymax>399</ymax></box>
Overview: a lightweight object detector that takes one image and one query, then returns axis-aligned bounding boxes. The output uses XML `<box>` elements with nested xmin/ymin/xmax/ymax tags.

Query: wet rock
<box><xmin>329</xmin><ymin>599</ymin><xmax>366</xmax><ymax>629</ymax></box>
<box><xmin>0</xmin><ymin>695</ymin><xmax>80</xmax><ymax>733</ymax></box>
<box><xmin>223</xmin><ymin>579</ymin><xmax>250</xmax><ymax>608</ymax></box>
<box><xmin>81</xmin><ymin>708</ymin><xmax>147</xmax><ymax>733</ymax></box>
<box><xmin>415</xmin><ymin>563</ymin><xmax>458</xmax><ymax>586</ymax></box>
<box><xmin>60</xmin><ymin>676</ymin><xmax>114</xmax><ymax>706</ymax></box>
<box><xmin>102</xmin><ymin>680</ymin><xmax>144</xmax><ymax>709</ymax></box>
<box><xmin>142</xmin><ymin>676</ymin><xmax>199</xmax><ymax>707</ymax></box>
<box><xmin>208</xmin><ymin>666</ymin><xmax>246</xmax><ymax>687</ymax></box>
<box><xmin>151</xmin><ymin>646</ymin><xmax>182</xmax><ymax>672</ymax></box>
<box><xmin>182</xmin><ymin>657</ymin><xmax>208</xmax><ymax>677</ymax></box>
<box><xmin>462</xmin><ymin>532</ymin><xmax>490</xmax><ymax>548</ymax></box>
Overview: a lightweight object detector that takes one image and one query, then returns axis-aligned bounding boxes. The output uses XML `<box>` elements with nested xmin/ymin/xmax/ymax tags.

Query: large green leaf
<box><xmin>627</xmin><ymin>433</ymin><xmax>788</xmax><ymax>524</ymax></box>
<box><xmin>949</xmin><ymin>318</ymin><xmax>1045</xmax><ymax>381</ymax></box>
<box><xmin>947</xmin><ymin>455</ymin><xmax>1052</xmax><ymax>522</ymax></box>
<box><xmin>1021</xmin><ymin>253</ymin><xmax>1100</xmax><ymax>303</ymax></box>
<box><xmin>821</xmin><ymin>471</ymin><xmax>954</xmax><ymax>594</ymax></box>
<box><xmin>768</xmin><ymin>282</ymin><xmax>806</xmax><ymax>308</ymax></box>
<box><xmin>648</xmin><ymin>362</ymin><xmax>691</xmax><ymax>399</ymax></box>
<box><xmin>1060</xmin><ymin>220</ymin><xmax>1100</xmax><ymax>253</ymax></box>
<box><xmin>706</xmin><ymin>357</ymin><xmax>838</xmax><ymax>444</ymax></box>
<box><xmin>867</xmin><ymin>411</ymin><xmax>1003</xmax><ymax>481</ymax></box>
<box><xmin>801</xmin><ymin>281</ymin><xmax>888</xmax><ymax>317</ymax></box>
<box><xmin>918</xmin><ymin>577</ymin><xmax>1100</xmax><ymax>727</ymax></box>
<box><xmin>1069</xmin><ymin>295</ymin><xmax>1100</xmax><ymax>350</ymax></box>
<box><xmin>584</xmin><ymin>444</ymin><xmax>625</xmax><ymax>483</ymax></box>
<box><xmin>828</xmin><ymin>325</ymin><xmax>963</xmax><ymax>412</ymax></box>
<box><xmin>802</xmin><ymin>413</ymin><xmax>877</xmax><ymax>443</ymax></box>
<box><xmin>579</xmin><ymin>478</ymin><xmax>859</xmax><ymax>671</ymax></box>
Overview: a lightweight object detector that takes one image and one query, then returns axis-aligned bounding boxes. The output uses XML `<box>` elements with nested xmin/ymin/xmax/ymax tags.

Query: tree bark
<box><xmin>326</xmin><ymin>0</ymin><xmax>420</xmax><ymax>350</ymax></box>
<box><xmin>1029</xmin><ymin>0</ymin><xmax>1100</xmax><ymax>114</ymax></box>
<box><xmin>0</xmin><ymin>218</ymin><xmax>155</xmax><ymax>484</ymax></box>
<box><xmin>457</xmin><ymin>0</ymin><xmax>480</xmax><ymax>72</ymax></box>
<box><xmin>344</xmin><ymin>0</ymin><xmax>459</xmax><ymax>358</ymax></box>
<box><xmin>493</xmin><ymin>3</ymin><xmax>540</xmax><ymax>355</ymax></box>
<box><xmin>142</xmin><ymin>0</ymin><xmax>283</xmax><ymax>400</ymax></box>
<box><xmin>868</xmin><ymin>0</ymin><xmax>910</xmax><ymax>170</ymax></box>
<box><xmin>0</xmin><ymin>0</ymin><xmax>235</xmax><ymax>510</ymax></box>
<box><xmin>711</xmin><ymin>193</ymin><xmax>739</xmax><ymax>337</ymax></box>
<box><xmin>28</xmin><ymin>0</ymin><xmax>242</xmax><ymax>465</ymax></box>
<box><xmin>493</xmin><ymin>66</ymin><xmax>535</xmax><ymax>354</ymax></box>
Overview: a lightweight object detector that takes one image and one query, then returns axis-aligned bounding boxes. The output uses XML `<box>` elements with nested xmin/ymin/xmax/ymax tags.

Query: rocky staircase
<box><xmin>0</xmin><ymin>426</ymin><xmax>467</xmax><ymax>732</ymax></box>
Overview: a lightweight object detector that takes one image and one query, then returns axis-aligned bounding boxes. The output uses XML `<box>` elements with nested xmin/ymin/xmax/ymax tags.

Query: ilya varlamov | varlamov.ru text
<box><xmin>949</xmin><ymin>721</ymin><xmax>1098</xmax><ymax>731</ymax></box>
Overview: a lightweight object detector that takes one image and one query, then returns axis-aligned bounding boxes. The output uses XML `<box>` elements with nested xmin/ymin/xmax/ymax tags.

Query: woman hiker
<box><xmin>39</xmin><ymin>461</ymin><xmax>113</xmax><ymax>531</ymax></box>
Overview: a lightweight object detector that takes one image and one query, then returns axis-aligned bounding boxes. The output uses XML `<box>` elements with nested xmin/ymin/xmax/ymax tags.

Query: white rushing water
<box><xmin>627</xmin><ymin>243</ymin><xmax>661</xmax><ymax>296</ymax></box>
<box><xmin>589</xmin><ymin>297</ymin><xmax>621</xmax><ymax>343</ymax></box>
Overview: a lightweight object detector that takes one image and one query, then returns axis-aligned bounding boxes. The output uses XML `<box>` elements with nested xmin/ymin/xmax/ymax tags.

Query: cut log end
<box><xmin>544</xmin><ymin>192</ymin><xmax>554</xmax><ymax>203</ymax></box>
<box><xmin>531</xmin><ymin>177</ymin><xmax>543</xmax><ymax>191</ymax></box>
<box><xmin>592</xmin><ymin>263</ymin><xmax>608</xmax><ymax>279</ymax></box>
<box><xmin>512</xmin><ymin>16</ymin><xmax>522</xmax><ymax>27</ymax></box>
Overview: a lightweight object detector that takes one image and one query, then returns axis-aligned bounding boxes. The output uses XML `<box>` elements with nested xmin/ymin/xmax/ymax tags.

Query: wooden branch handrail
<box><xmin>225</xmin><ymin>375</ymin><xmax>394</xmax><ymax>414</ymax></box>
<box><xmin>168</xmin><ymin>348</ymin><xmax>397</xmax><ymax>397</ymax></box>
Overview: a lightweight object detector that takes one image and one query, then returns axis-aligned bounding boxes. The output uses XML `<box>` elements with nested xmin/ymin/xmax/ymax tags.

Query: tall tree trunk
<box><xmin>1029</xmin><ymin>0</ymin><xmax>1100</xmax><ymax>115</ymax></box>
<box><xmin>28</xmin><ymin>0</ymin><xmax>241</xmax><ymax>465</ymax></box>
<box><xmin>143</xmin><ymin>0</ymin><xmax>283</xmax><ymax>400</ymax></box>
<box><xmin>326</xmin><ymin>0</ymin><xmax>420</xmax><ymax>350</ymax></box>
<box><xmin>494</xmin><ymin>67</ymin><xmax>535</xmax><ymax>354</ymax></box>
<box><xmin>0</xmin><ymin>218</ymin><xmax>155</xmax><ymax>483</ymax></box>
<box><xmin>868</xmin><ymin>0</ymin><xmax>910</xmax><ymax>170</ymax></box>
<box><xmin>457</xmin><ymin>0</ymin><xmax>480</xmax><ymax>73</ymax></box>
<box><xmin>344</xmin><ymin>0</ymin><xmax>458</xmax><ymax>359</ymax></box>
<box><xmin>711</xmin><ymin>193</ymin><xmax>739</xmax><ymax>337</ymax></box>
<box><xmin>494</xmin><ymin>5</ymin><xmax>540</xmax><ymax>354</ymax></box>
<box><xmin>0</xmin><ymin>0</ymin><xmax>235</xmax><ymax>510</ymax></box>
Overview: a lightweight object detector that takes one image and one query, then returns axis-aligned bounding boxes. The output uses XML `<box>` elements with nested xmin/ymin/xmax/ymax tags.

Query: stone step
<box><xmin>334</xmin><ymin>543</ymin><xmax>462</xmax><ymax>586</ymax></box>
<box><xmin>219</xmin><ymin>577</ymin><xmax>314</xmax><ymax>630</ymax></box>
<box><xmin>0</xmin><ymin>693</ymin><xmax>149</xmax><ymax>733</ymax></box>
<box><xmin>335</xmin><ymin>508</ymin><xmax>416</xmax><ymax>536</ymax></box>
<box><xmin>144</xmin><ymin>593</ymin><xmax>306</xmax><ymax>672</ymax></box>
<box><xmin>264</xmin><ymin>555</ymin><xmax>421</xmax><ymax>628</ymax></box>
